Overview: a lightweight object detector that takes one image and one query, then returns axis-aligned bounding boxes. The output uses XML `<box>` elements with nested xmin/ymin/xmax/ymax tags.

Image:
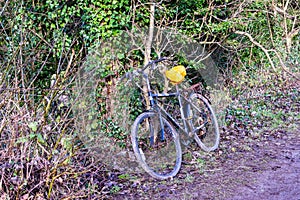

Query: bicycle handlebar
<box><xmin>141</xmin><ymin>57</ymin><xmax>168</xmax><ymax>71</ymax></box>
<box><xmin>119</xmin><ymin>57</ymin><xmax>169</xmax><ymax>82</ymax></box>
<box><xmin>149</xmin><ymin>57</ymin><xmax>168</xmax><ymax>65</ymax></box>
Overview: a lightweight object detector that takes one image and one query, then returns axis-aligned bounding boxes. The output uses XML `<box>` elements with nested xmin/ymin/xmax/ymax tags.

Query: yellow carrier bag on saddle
<box><xmin>165</xmin><ymin>65</ymin><xmax>186</xmax><ymax>85</ymax></box>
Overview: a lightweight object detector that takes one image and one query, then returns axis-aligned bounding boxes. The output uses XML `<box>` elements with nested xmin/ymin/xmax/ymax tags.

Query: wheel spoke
<box><xmin>184</xmin><ymin>93</ymin><xmax>220</xmax><ymax>151</ymax></box>
<box><xmin>131</xmin><ymin>112</ymin><xmax>182</xmax><ymax>179</ymax></box>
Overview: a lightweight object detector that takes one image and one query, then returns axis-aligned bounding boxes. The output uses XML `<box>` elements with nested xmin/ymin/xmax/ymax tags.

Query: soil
<box><xmin>108</xmin><ymin>128</ymin><xmax>299</xmax><ymax>200</ymax></box>
<box><xmin>107</xmin><ymin>86</ymin><xmax>300</xmax><ymax>200</ymax></box>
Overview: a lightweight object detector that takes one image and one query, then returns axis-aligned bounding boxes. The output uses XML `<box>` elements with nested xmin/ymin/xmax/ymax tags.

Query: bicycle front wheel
<box><xmin>131</xmin><ymin>111</ymin><xmax>182</xmax><ymax>179</ymax></box>
<box><xmin>185</xmin><ymin>93</ymin><xmax>220</xmax><ymax>152</ymax></box>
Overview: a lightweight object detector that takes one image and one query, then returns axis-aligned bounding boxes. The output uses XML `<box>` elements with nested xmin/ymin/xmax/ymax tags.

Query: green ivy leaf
<box><xmin>29</xmin><ymin>133</ymin><xmax>36</xmax><ymax>139</ymax></box>
<box><xmin>37</xmin><ymin>133</ymin><xmax>46</xmax><ymax>145</ymax></box>
<box><xmin>16</xmin><ymin>137</ymin><xmax>29</xmax><ymax>144</ymax></box>
<box><xmin>28</xmin><ymin>122</ymin><xmax>38</xmax><ymax>132</ymax></box>
<box><xmin>91</xmin><ymin>120</ymin><xmax>98</xmax><ymax>129</ymax></box>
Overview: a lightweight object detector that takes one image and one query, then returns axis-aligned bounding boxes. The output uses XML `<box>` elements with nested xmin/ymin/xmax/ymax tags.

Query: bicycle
<box><xmin>120</xmin><ymin>58</ymin><xmax>220</xmax><ymax>179</ymax></box>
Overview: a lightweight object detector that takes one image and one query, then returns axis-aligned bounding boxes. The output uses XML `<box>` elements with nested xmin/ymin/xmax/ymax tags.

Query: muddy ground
<box><xmin>106</xmin><ymin>129</ymin><xmax>299</xmax><ymax>200</ymax></box>
<box><xmin>105</xmin><ymin>85</ymin><xmax>299</xmax><ymax>200</ymax></box>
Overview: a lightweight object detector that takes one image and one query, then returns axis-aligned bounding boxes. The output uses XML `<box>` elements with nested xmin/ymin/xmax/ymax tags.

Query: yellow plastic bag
<box><xmin>165</xmin><ymin>65</ymin><xmax>186</xmax><ymax>84</ymax></box>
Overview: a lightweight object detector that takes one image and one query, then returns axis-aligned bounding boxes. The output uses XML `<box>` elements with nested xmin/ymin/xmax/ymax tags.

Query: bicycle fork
<box><xmin>143</xmin><ymin>71</ymin><xmax>167</xmax><ymax>146</ymax></box>
<box><xmin>185</xmin><ymin>99</ymin><xmax>208</xmax><ymax>137</ymax></box>
<box><xmin>175</xmin><ymin>85</ymin><xmax>195</xmax><ymax>138</ymax></box>
<box><xmin>149</xmin><ymin>109</ymin><xmax>165</xmax><ymax>146</ymax></box>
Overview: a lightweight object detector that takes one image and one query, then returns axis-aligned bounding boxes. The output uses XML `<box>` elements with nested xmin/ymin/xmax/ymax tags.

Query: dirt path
<box><xmin>229</xmin><ymin>131</ymin><xmax>300</xmax><ymax>200</ymax></box>
<box><xmin>182</xmin><ymin>129</ymin><xmax>300</xmax><ymax>200</ymax></box>
<box><xmin>109</xmin><ymin>129</ymin><xmax>300</xmax><ymax>200</ymax></box>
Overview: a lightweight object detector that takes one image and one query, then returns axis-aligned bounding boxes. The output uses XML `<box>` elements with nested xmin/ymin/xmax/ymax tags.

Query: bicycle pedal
<box><xmin>181</xmin><ymin>139</ymin><xmax>191</xmax><ymax>146</ymax></box>
<box><xmin>198</xmin><ymin>130</ymin><xmax>205</xmax><ymax>136</ymax></box>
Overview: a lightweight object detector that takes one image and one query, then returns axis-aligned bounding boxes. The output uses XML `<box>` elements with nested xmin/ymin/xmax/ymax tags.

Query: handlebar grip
<box><xmin>119</xmin><ymin>70</ymin><xmax>141</xmax><ymax>82</ymax></box>
<box><xmin>119</xmin><ymin>57</ymin><xmax>169</xmax><ymax>82</ymax></box>
<box><xmin>119</xmin><ymin>71</ymin><xmax>131</xmax><ymax>82</ymax></box>
<box><xmin>152</xmin><ymin>57</ymin><xmax>168</xmax><ymax>63</ymax></box>
<box><xmin>142</xmin><ymin>57</ymin><xmax>169</xmax><ymax>71</ymax></box>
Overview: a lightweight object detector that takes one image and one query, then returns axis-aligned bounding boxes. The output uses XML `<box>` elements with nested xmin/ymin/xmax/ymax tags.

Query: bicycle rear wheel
<box><xmin>185</xmin><ymin>93</ymin><xmax>220</xmax><ymax>152</ymax></box>
<box><xmin>131</xmin><ymin>111</ymin><xmax>182</xmax><ymax>179</ymax></box>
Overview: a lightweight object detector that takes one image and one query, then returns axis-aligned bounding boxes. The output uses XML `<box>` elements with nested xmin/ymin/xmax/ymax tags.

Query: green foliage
<box><xmin>81</xmin><ymin>0</ymin><xmax>131</xmax><ymax>43</ymax></box>
<box><xmin>117</xmin><ymin>173</ymin><xmax>131</xmax><ymax>179</ymax></box>
<box><xmin>128</xmin><ymin>88</ymin><xmax>144</xmax><ymax>120</ymax></box>
<box><xmin>157</xmin><ymin>0</ymin><xmax>235</xmax><ymax>37</ymax></box>
<box><xmin>102</xmin><ymin>118</ymin><xmax>127</xmax><ymax>148</ymax></box>
<box><xmin>110</xmin><ymin>185</ymin><xmax>121</xmax><ymax>194</ymax></box>
<box><xmin>1</xmin><ymin>0</ymin><xmax>133</xmax><ymax>92</ymax></box>
<box><xmin>28</xmin><ymin>122</ymin><xmax>38</xmax><ymax>132</ymax></box>
<box><xmin>226</xmin><ymin>84</ymin><xmax>299</xmax><ymax>134</ymax></box>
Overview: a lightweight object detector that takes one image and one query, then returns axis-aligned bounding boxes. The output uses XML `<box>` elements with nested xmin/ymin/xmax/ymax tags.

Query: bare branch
<box><xmin>144</xmin><ymin>2</ymin><xmax>155</xmax><ymax>64</ymax></box>
<box><xmin>0</xmin><ymin>0</ymin><xmax>9</xmax><ymax>16</ymax></box>
<box><xmin>235</xmin><ymin>30</ymin><xmax>299</xmax><ymax>80</ymax></box>
<box><xmin>235</xmin><ymin>31</ymin><xmax>276</xmax><ymax>71</ymax></box>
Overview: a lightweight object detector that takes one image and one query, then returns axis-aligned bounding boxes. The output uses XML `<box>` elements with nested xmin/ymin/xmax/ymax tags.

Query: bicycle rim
<box><xmin>131</xmin><ymin>112</ymin><xmax>182</xmax><ymax>179</ymax></box>
<box><xmin>186</xmin><ymin>93</ymin><xmax>220</xmax><ymax>152</ymax></box>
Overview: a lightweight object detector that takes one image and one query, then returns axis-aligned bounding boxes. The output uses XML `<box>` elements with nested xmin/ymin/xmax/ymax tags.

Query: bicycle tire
<box><xmin>131</xmin><ymin>111</ymin><xmax>182</xmax><ymax>179</ymax></box>
<box><xmin>185</xmin><ymin>93</ymin><xmax>220</xmax><ymax>152</ymax></box>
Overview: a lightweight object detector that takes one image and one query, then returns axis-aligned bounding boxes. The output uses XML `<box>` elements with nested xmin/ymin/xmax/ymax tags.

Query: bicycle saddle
<box><xmin>165</xmin><ymin>65</ymin><xmax>186</xmax><ymax>85</ymax></box>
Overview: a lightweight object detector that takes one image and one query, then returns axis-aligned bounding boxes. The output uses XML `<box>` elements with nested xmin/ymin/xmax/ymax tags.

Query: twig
<box><xmin>29</xmin><ymin>29</ymin><xmax>53</xmax><ymax>49</ymax></box>
<box><xmin>235</xmin><ymin>31</ymin><xmax>299</xmax><ymax>80</ymax></box>
<box><xmin>235</xmin><ymin>31</ymin><xmax>276</xmax><ymax>72</ymax></box>
<box><xmin>0</xmin><ymin>0</ymin><xmax>9</xmax><ymax>16</ymax></box>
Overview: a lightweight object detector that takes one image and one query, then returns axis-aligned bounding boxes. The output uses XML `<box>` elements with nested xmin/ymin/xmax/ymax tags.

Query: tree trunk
<box><xmin>143</xmin><ymin>3</ymin><xmax>156</xmax><ymax>110</ymax></box>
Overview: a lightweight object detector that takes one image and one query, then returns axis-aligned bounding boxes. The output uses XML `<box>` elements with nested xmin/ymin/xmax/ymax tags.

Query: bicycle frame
<box><xmin>127</xmin><ymin>58</ymin><xmax>208</xmax><ymax>144</ymax></box>
<box><xmin>143</xmin><ymin>67</ymin><xmax>193</xmax><ymax>140</ymax></box>
<box><xmin>128</xmin><ymin>59</ymin><xmax>220</xmax><ymax>179</ymax></box>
